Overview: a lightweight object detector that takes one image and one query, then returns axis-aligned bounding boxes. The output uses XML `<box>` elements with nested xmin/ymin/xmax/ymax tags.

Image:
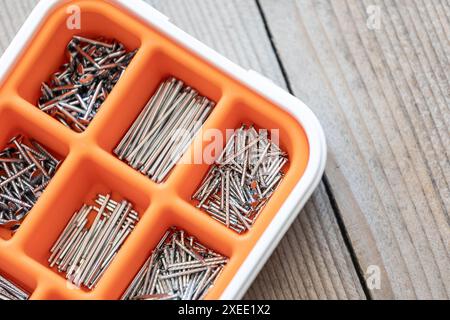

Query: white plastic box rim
<box><xmin>0</xmin><ymin>0</ymin><xmax>327</xmax><ymax>300</ymax></box>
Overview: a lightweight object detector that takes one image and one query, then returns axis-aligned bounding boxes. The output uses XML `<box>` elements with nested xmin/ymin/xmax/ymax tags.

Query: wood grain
<box><xmin>147</xmin><ymin>0</ymin><xmax>366</xmax><ymax>300</ymax></box>
<box><xmin>0</xmin><ymin>0</ymin><xmax>366</xmax><ymax>299</ymax></box>
<box><xmin>259</xmin><ymin>0</ymin><xmax>450</xmax><ymax>299</ymax></box>
<box><xmin>0</xmin><ymin>0</ymin><xmax>36</xmax><ymax>50</ymax></box>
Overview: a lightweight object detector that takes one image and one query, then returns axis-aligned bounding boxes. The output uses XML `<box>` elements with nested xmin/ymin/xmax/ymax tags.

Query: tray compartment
<box><xmin>5</xmin><ymin>1</ymin><xmax>142</xmax><ymax>134</ymax></box>
<box><xmin>21</xmin><ymin>152</ymin><xmax>151</xmax><ymax>293</ymax></box>
<box><xmin>114</xmin><ymin>202</ymin><xmax>240</xmax><ymax>300</ymax></box>
<box><xmin>171</xmin><ymin>95</ymin><xmax>309</xmax><ymax>235</ymax></box>
<box><xmin>0</xmin><ymin>0</ymin><xmax>315</xmax><ymax>300</ymax></box>
<box><xmin>0</xmin><ymin>104</ymin><xmax>68</xmax><ymax>241</ymax></box>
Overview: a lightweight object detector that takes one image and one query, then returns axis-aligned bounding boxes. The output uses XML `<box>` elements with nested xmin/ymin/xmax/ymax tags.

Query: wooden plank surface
<box><xmin>0</xmin><ymin>0</ymin><xmax>36</xmax><ymax>49</ymax></box>
<box><xmin>146</xmin><ymin>0</ymin><xmax>365</xmax><ymax>300</ymax></box>
<box><xmin>259</xmin><ymin>0</ymin><xmax>450</xmax><ymax>299</ymax></box>
<box><xmin>0</xmin><ymin>0</ymin><xmax>367</xmax><ymax>299</ymax></box>
<box><xmin>2</xmin><ymin>0</ymin><xmax>448</xmax><ymax>300</ymax></box>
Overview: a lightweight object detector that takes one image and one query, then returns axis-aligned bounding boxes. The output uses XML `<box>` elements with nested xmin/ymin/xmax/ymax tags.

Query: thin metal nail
<box><xmin>122</xmin><ymin>228</ymin><xmax>227</xmax><ymax>300</ymax></box>
<box><xmin>49</xmin><ymin>194</ymin><xmax>138</xmax><ymax>290</ymax></box>
<box><xmin>192</xmin><ymin>125</ymin><xmax>288</xmax><ymax>233</ymax></box>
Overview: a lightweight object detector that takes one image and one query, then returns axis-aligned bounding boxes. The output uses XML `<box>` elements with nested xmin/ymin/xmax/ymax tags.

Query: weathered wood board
<box><xmin>1</xmin><ymin>0</ymin><xmax>448</xmax><ymax>300</ymax></box>
<box><xmin>259</xmin><ymin>0</ymin><xmax>449</xmax><ymax>299</ymax></box>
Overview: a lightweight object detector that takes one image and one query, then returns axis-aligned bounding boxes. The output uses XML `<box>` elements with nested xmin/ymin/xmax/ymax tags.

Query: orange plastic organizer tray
<box><xmin>0</xmin><ymin>0</ymin><xmax>310</xmax><ymax>300</ymax></box>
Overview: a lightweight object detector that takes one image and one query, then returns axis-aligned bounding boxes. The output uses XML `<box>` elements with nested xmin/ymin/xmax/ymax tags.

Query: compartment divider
<box><xmin>18</xmin><ymin>146</ymin><xmax>152</xmax><ymax>294</ymax></box>
<box><xmin>170</xmin><ymin>197</ymin><xmax>242</xmax><ymax>254</ymax></box>
<box><xmin>90</xmin><ymin>147</ymin><xmax>161</xmax><ymax>197</ymax></box>
<box><xmin>10</xmin><ymin>152</ymin><xmax>81</xmax><ymax>248</ymax></box>
<box><xmin>7</xmin><ymin>95</ymin><xmax>77</xmax><ymax>149</ymax></box>
<box><xmin>29</xmin><ymin>285</ymin><xmax>87</xmax><ymax>300</ymax></box>
<box><xmin>87</xmin><ymin>203</ymin><xmax>169</xmax><ymax>300</ymax></box>
<box><xmin>0</xmin><ymin>247</ymin><xmax>40</xmax><ymax>299</ymax></box>
<box><xmin>84</xmin><ymin>42</ymin><xmax>159</xmax><ymax>143</ymax></box>
<box><xmin>165</xmin><ymin>94</ymin><xmax>238</xmax><ymax>192</ymax></box>
<box><xmin>0</xmin><ymin>0</ymin><xmax>312</xmax><ymax>300</ymax></box>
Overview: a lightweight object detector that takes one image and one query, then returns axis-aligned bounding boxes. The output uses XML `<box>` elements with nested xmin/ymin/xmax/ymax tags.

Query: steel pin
<box><xmin>122</xmin><ymin>228</ymin><xmax>227</xmax><ymax>300</ymax></box>
<box><xmin>192</xmin><ymin>125</ymin><xmax>288</xmax><ymax>233</ymax></box>
<box><xmin>114</xmin><ymin>77</ymin><xmax>215</xmax><ymax>183</ymax></box>
<box><xmin>48</xmin><ymin>194</ymin><xmax>138</xmax><ymax>290</ymax></box>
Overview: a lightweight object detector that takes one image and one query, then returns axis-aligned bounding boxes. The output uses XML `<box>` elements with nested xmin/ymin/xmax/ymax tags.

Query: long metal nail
<box><xmin>114</xmin><ymin>77</ymin><xmax>215</xmax><ymax>183</ymax></box>
<box><xmin>48</xmin><ymin>194</ymin><xmax>138</xmax><ymax>290</ymax></box>
<box><xmin>0</xmin><ymin>275</ymin><xmax>29</xmax><ymax>300</ymax></box>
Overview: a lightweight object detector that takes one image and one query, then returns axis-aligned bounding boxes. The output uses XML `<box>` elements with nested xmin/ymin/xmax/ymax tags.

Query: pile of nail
<box><xmin>123</xmin><ymin>228</ymin><xmax>227</xmax><ymax>300</ymax></box>
<box><xmin>115</xmin><ymin>77</ymin><xmax>215</xmax><ymax>183</ymax></box>
<box><xmin>193</xmin><ymin>125</ymin><xmax>288</xmax><ymax>233</ymax></box>
<box><xmin>49</xmin><ymin>194</ymin><xmax>139</xmax><ymax>289</ymax></box>
<box><xmin>0</xmin><ymin>274</ymin><xmax>29</xmax><ymax>300</ymax></box>
<box><xmin>38</xmin><ymin>36</ymin><xmax>137</xmax><ymax>132</ymax></box>
<box><xmin>0</xmin><ymin>135</ymin><xmax>60</xmax><ymax>232</ymax></box>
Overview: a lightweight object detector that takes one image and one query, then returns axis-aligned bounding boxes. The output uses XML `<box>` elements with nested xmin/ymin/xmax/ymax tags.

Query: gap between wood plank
<box><xmin>255</xmin><ymin>0</ymin><xmax>372</xmax><ymax>300</ymax></box>
<box><xmin>0</xmin><ymin>0</ymin><xmax>368</xmax><ymax>300</ymax></box>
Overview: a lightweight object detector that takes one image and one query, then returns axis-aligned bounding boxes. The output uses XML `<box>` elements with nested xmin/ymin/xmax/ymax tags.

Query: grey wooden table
<box><xmin>0</xmin><ymin>0</ymin><xmax>448</xmax><ymax>300</ymax></box>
